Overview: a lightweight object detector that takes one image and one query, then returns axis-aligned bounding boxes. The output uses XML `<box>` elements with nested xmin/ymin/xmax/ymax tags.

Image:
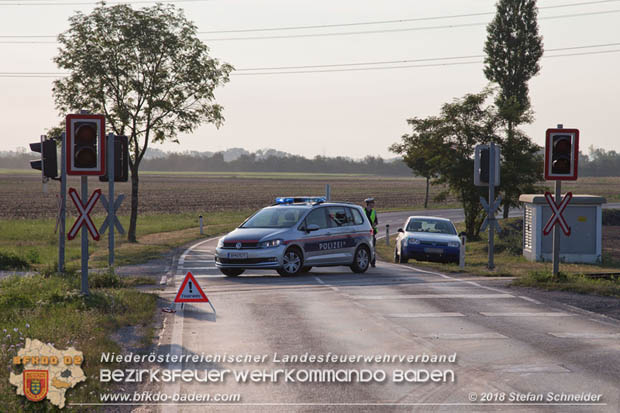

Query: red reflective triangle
<box><xmin>174</xmin><ymin>272</ymin><xmax>209</xmax><ymax>303</ymax></box>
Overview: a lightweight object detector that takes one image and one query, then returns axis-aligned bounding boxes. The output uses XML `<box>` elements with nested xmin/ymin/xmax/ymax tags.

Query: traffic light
<box><xmin>29</xmin><ymin>136</ymin><xmax>58</xmax><ymax>179</ymax></box>
<box><xmin>66</xmin><ymin>114</ymin><xmax>105</xmax><ymax>175</ymax></box>
<box><xmin>474</xmin><ymin>144</ymin><xmax>500</xmax><ymax>186</ymax></box>
<box><xmin>99</xmin><ymin>135</ymin><xmax>129</xmax><ymax>182</ymax></box>
<box><xmin>545</xmin><ymin>129</ymin><xmax>579</xmax><ymax>180</ymax></box>
<box><xmin>479</xmin><ymin>147</ymin><xmax>490</xmax><ymax>183</ymax></box>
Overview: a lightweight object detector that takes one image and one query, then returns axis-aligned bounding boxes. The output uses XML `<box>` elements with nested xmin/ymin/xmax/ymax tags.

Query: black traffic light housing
<box><xmin>479</xmin><ymin>147</ymin><xmax>490</xmax><ymax>184</ymax></box>
<box><xmin>99</xmin><ymin>135</ymin><xmax>129</xmax><ymax>182</ymax></box>
<box><xmin>545</xmin><ymin>129</ymin><xmax>579</xmax><ymax>180</ymax></box>
<box><xmin>30</xmin><ymin>137</ymin><xmax>58</xmax><ymax>179</ymax></box>
<box><xmin>474</xmin><ymin>144</ymin><xmax>500</xmax><ymax>186</ymax></box>
<box><xmin>66</xmin><ymin>114</ymin><xmax>105</xmax><ymax>176</ymax></box>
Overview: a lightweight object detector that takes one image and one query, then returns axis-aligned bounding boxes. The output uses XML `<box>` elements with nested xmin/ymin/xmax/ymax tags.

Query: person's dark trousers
<box><xmin>371</xmin><ymin>235</ymin><xmax>376</xmax><ymax>266</ymax></box>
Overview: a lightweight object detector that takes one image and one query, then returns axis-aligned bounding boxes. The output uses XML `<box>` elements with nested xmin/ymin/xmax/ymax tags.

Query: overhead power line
<box><xmin>2</xmin><ymin>44</ymin><xmax>619</xmax><ymax>78</ymax></box>
<box><xmin>202</xmin><ymin>9</ymin><xmax>620</xmax><ymax>41</ymax></box>
<box><xmin>1</xmin><ymin>8</ymin><xmax>619</xmax><ymax>43</ymax></box>
<box><xmin>197</xmin><ymin>0</ymin><xmax>620</xmax><ymax>34</ymax></box>
<box><xmin>0</xmin><ymin>0</ymin><xmax>211</xmax><ymax>6</ymax></box>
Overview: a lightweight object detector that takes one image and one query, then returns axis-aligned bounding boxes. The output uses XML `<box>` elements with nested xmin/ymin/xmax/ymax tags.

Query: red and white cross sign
<box><xmin>68</xmin><ymin>188</ymin><xmax>102</xmax><ymax>241</ymax></box>
<box><xmin>543</xmin><ymin>191</ymin><xmax>573</xmax><ymax>236</ymax></box>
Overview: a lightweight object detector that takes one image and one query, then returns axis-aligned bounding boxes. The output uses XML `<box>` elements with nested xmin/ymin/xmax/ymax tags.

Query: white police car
<box><xmin>394</xmin><ymin>216</ymin><xmax>461</xmax><ymax>264</ymax></box>
<box><xmin>215</xmin><ymin>197</ymin><xmax>375</xmax><ymax>276</ymax></box>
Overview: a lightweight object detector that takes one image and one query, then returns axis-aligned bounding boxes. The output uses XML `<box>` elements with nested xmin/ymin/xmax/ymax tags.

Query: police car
<box><xmin>215</xmin><ymin>197</ymin><xmax>375</xmax><ymax>276</ymax></box>
<box><xmin>394</xmin><ymin>216</ymin><xmax>461</xmax><ymax>264</ymax></box>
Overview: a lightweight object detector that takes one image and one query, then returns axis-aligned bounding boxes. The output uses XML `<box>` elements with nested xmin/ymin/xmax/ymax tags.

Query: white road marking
<box><xmin>386</xmin><ymin>262</ymin><xmax>549</xmax><ymax>305</ymax></box>
<box><xmin>549</xmin><ymin>332</ymin><xmax>620</xmax><ymax>339</ymax></box>
<box><xmin>192</xmin><ymin>274</ymin><xmax>226</xmax><ymax>279</ymax></box>
<box><xmin>422</xmin><ymin>332</ymin><xmax>508</xmax><ymax>339</ymax></box>
<box><xmin>352</xmin><ymin>294</ymin><xmax>515</xmax><ymax>300</ymax></box>
<box><xmin>518</xmin><ymin>295</ymin><xmax>543</xmax><ymax>304</ymax></box>
<box><xmin>386</xmin><ymin>312</ymin><xmax>465</xmax><ymax>318</ymax></box>
<box><xmin>481</xmin><ymin>312</ymin><xmax>573</xmax><ymax>317</ymax></box>
<box><xmin>314</xmin><ymin>276</ymin><xmax>340</xmax><ymax>292</ymax></box>
<box><xmin>163</xmin><ymin>305</ymin><xmax>184</xmax><ymax>413</ymax></box>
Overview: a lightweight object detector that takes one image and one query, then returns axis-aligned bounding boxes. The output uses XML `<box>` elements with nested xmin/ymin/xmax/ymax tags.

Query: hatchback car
<box><xmin>215</xmin><ymin>197</ymin><xmax>375</xmax><ymax>276</ymax></box>
<box><xmin>394</xmin><ymin>216</ymin><xmax>461</xmax><ymax>264</ymax></box>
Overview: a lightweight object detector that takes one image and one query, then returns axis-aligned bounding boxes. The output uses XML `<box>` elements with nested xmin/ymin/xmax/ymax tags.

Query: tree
<box><xmin>391</xmin><ymin>90</ymin><xmax>500</xmax><ymax>238</ymax></box>
<box><xmin>484</xmin><ymin>0</ymin><xmax>544</xmax><ymax>217</ymax></box>
<box><xmin>53</xmin><ymin>4</ymin><xmax>232</xmax><ymax>241</ymax></box>
<box><xmin>389</xmin><ymin>117</ymin><xmax>443</xmax><ymax>208</ymax></box>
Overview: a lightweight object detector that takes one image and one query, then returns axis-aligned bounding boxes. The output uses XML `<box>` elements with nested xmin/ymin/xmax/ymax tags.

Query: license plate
<box><xmin>227</xmin><ymin>252</ymin><xmax>248</xmax><ymax>259</ymax></box>
<box><xmin>424</xmin><ymin>247</ymin><xmax>443</xmax><ymax>254</ymax></box>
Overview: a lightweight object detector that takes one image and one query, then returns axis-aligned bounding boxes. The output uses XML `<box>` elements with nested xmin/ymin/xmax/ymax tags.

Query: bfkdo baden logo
<box><xmin>10</xmin><ymin>338</ymin><xmax>86</xmax><ymax>409</ymax></box>
<box><xmin>24</xmin><ymin>370</ymin><xmax>49</xmax><ymax>402</ymax></box>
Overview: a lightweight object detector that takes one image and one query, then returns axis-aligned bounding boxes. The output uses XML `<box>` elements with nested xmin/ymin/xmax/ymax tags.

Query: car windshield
<box><xmin>406</xmin><ymin>218</ymin><xmax>456</xmax><ymax>235</ymax></box>
<box><xmin>240</xmin><ymin>207</ymin><xmax>307</xmax><ymax>228</ymax></box>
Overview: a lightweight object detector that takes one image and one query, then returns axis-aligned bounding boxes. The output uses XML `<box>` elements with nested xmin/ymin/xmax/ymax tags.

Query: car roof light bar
<box><xmin>275</xmin><ymin>196</ymin><xmax>326</xmax><ymax>204</ymax></box>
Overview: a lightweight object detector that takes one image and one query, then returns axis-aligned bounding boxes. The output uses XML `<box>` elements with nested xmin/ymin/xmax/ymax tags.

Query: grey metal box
<box><xmin>519</xmin><ymin>194</ymin><xmax>606</xmax><ymax>264</ymax></box>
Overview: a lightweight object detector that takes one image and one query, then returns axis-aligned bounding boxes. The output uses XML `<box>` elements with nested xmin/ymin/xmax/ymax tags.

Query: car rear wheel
<box><xmin>277</xmin><ymin>247</ymin><xmax>303</xmax><ymax>276</ymax></box>
<box><xmin>350</xmin><ymin>246</ymin><xmax>370</xmax><ymax>273</ymax></box>
<box><xmin>220</xmin><ymin>268</ymin><xmax>244</xmax><ymax>277</ymax></box>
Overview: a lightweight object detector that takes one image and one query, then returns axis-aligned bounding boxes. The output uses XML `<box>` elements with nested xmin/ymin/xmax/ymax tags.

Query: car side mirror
<box><xmin>398</xmin><ymin>228</ymin><xmax>404</xmax><ymax>233</ymax></box>
<box><xmin>458</xmin><ymin>231</ymin><xmax>467</xmax><ymax>237</ymax></box>
<box><xmin>306</xmin><ymin>224</ymin><xmax>320</xmax><ymax>232</ymax></box>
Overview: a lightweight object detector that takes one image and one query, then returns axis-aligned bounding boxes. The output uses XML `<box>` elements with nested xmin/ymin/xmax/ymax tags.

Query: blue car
<box><xmin>394</xmin><ymin>216</ymin><xmax>461</xmax><ymax>264</ymax></box>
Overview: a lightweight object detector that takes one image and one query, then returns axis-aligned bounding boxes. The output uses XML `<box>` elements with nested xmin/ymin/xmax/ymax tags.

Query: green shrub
<box><xmin>89</xmin><ymin>269</ymin><xmax>123</xmax><ymax>289</ymax></box>
<box><xmin>0</xmin><ymin>251</ymin><xmax>29</xmax><ymax>270</ymax></box>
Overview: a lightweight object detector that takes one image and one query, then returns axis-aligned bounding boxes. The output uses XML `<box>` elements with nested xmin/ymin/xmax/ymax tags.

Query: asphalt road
<box><xmin>153</xmin><ymin>236</ymin><xmax>620</xmax><ymax>413</ymax></box>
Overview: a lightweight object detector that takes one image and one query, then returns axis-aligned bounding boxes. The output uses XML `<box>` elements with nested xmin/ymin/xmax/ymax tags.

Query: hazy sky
<box><xmin>1</xmin><ymin>0</ymin><xmax>619</xmax><ymax>159</ymax></box>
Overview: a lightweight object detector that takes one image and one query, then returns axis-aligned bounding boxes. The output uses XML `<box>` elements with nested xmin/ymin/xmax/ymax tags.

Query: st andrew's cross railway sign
<box><xmin>543</xmin><ymin>191</ymin><xmax>573</xmax><ymax>236</ymax></box>
<box><xmin>67</xmin><ymin>188</ymin><xmax>101</xmax><ymax>241</ymax></box>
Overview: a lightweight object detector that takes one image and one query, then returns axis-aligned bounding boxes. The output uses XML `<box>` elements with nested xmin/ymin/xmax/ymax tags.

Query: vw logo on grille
<box><xmin>235</xmin><ymin>242</ymin><xmax>242</xmax><ymax>249</ymax></box>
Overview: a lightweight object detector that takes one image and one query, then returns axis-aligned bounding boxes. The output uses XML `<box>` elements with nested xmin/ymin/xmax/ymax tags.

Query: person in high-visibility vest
<box><xmin>364</xmin><ymin>197</ymin><xmax>378</xmax><ymax>267</ymax></box>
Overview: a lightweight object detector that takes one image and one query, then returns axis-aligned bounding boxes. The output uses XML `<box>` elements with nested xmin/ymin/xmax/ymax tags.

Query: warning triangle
<box><xmin>174</xmin><ymin>272</ymin><xmax>209</xmax><ymax>303</ymax></box>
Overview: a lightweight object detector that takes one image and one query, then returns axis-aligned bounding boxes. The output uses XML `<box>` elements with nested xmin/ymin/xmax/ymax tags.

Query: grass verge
<box><xmin>0</xmin><ymin>270</ymin><xmax>158</xmax><ymax>411</ymax></box>
<box><xmin>375</xmin><ymin>218</ymin><xmax>620</xmax><ymax>296</ymax></box>
<box><xmin>512</xmin><ymin>270</ymin><xmax>620</xmax><ymax>297</ymax></box>
<box><xmin>0</xmin><ymin>210</ymin><xmax>251</xmax><ymax>271</ymax></box>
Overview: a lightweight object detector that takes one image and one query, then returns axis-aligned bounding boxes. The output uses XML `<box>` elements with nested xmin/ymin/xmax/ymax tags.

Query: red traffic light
<box><xmin>66</xmin><ymin>114</ymin><xmax>106</xmax><ymax>175</ymax></box>
<box><xmin>544</xmin><ymin>129</ymin><xmax>579</xmax><ymax>181</ymax></box>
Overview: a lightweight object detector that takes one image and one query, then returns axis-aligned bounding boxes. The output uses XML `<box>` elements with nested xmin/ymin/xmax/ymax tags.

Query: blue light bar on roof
<box><xmin>275</xmin><ymin>196</ymin><xmax>326</xmax><ymax>204</ymax></box>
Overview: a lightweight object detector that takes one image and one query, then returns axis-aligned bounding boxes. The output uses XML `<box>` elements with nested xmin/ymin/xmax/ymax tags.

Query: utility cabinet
<box><xmin>519</xmin><ymin>194</ymin><xmax>606</xmax><ymax>264</ymax></box>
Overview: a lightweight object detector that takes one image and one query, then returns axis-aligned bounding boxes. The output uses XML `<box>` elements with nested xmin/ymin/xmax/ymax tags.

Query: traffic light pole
<box><xmin>58</xmin><ymin>133</ymin><xmax>67</xmax><ymax>273</ymax></box>
<box><xmin>552</xmin><ymin>180</ymin><xmax>561</xmax><ymax>278</ymax></box>
<box><xmin>81</xmin><ymin>176</ymin><xmax>89</xmax><ymax>295</ymax></box>
<box><xmin>488</xmin><ymin>142</ymin><xmax>496</xmax><ymax>270</ymax></box>
<box><xmin>107</xmin><ymin>133</ymin><xmax>115</xmax><ymax>267</ymax></box>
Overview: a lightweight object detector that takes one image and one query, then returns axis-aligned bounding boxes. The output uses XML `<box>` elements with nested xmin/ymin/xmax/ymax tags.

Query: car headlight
<box><xmin>448</xmin><ymin>241</ymin><xmax>460</xmax><ymax>248</ymax></box>
<box><xmin>217</xmin><ymin>238</ymin><xmax>225</xmax><ymax>248</ymax></box>
<box><xmin>407</xmin><ymin>237</ymin><xmax>420</xmax><ymax>245</ymax></box>
<box><xmin>260</xmin><ymin>239</ymin><xmax>282</xmax><ymax>248</ymax></box>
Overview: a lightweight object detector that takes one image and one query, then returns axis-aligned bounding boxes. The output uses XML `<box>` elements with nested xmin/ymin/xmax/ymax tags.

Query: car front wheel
<box><xmin>277</xmin><ymin>247</ymin><xmax>303</xmax><ymax>276</ymax></box>
<box><xmin>350</xmin><ymin>246</ymin><xmax>370</xmax><ymax>273</ymax></box>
